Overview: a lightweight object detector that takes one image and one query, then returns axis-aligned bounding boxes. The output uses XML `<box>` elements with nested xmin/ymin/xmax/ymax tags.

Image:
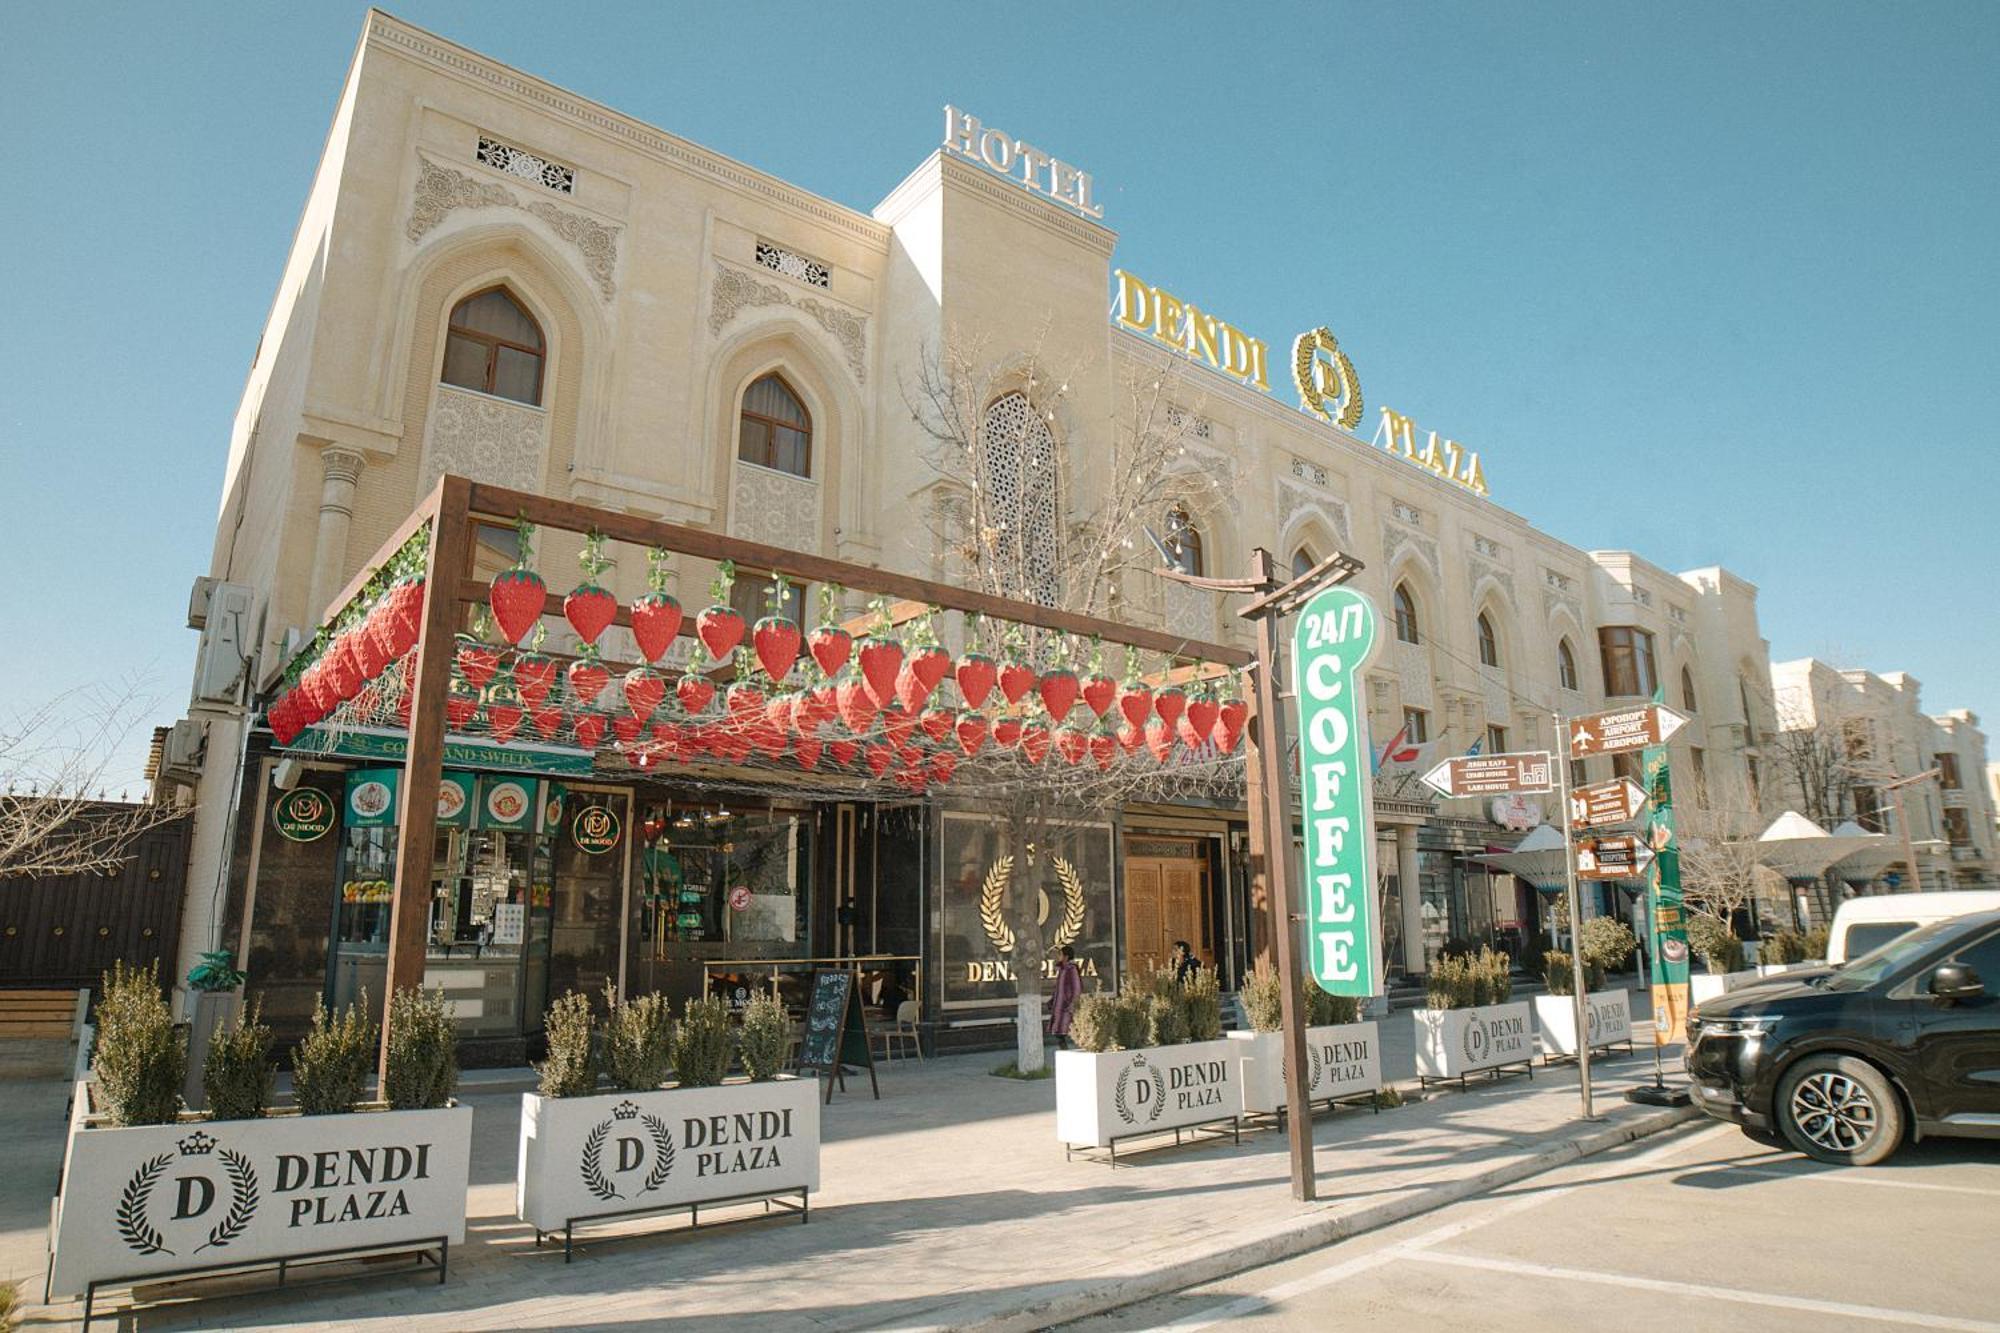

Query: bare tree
<box><xmin>0</xmin><ymin>683</ymin><xmax>187</xmax><ymax>879</ymax></box>
<box><xmin>1675</xmin><ymin>766</ymin><xmax>1764</xmax><ymax>940</ymax></box>
<box><xmin>1765</xmin><ymin>678</ymin><xmax>1902</xmax><ymax>832</ymax></box>
<box><xmin>903</xmin><ymin>326</ymin><xmax>1233</xmax><ymax>1070</ymax></box>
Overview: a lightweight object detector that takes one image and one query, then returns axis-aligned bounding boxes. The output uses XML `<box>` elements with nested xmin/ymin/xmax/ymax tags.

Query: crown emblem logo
<box><xmin>177</xmin><ymin>1130</ymin><xmax>217</xmax><ymax>1157</ymax></box>
<box><xmin>613</xmin><ymin>1099</ymin><xmax>641</xmax><ymax>1121</ymax></box>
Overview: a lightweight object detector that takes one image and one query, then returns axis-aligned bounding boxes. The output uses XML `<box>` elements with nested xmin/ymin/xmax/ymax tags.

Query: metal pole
<box><xmin>1552</xmin><ymin>710</ymin><xmax>1595</xmax><ymax>1119</ymax></box>
<box><xmin>1247</xmin><ymin>548</ymin><xmax>1317</xmax><ymax>1202</ymax></box>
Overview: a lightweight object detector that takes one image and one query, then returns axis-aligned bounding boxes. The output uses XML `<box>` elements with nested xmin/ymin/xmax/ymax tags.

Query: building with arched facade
<box><xmin>167</xmin><ymin>13</ymin><xmax>1981</xmax><ymax>1055</ymax></box>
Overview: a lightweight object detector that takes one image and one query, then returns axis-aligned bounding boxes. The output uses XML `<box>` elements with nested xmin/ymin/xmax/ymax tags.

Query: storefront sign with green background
<box><xmin>436</xmin><ymin>772</ymin><xmax>475</xmax><ymax>828</ymax></box>
<box><xmin>344</xmin><ymin>768</ymin><xmax>400</xmax><ymax>827</ymax></box>
<box><xmin>477</xmin><ymin>776</ymin><xmax>537</xmax><ymax>831</ymax></box>
<box><xmin>1290</xmin><ymin>585</ymin><xmax>1381</xmax><ymax>997</ymax></box>
<box><xmin>272</xmin><ymin>787</ymin><xmax>337</xmax><ymax>842</ymax></box>
<box><xmin>289</xmin><ymin>725</ymin><xmax>595</xmax><ymax>778</ymax></box>
<box><xmin>572</xmin><ymin>803</ymin><xmax>622</xmax><ymax>855</ymax></box>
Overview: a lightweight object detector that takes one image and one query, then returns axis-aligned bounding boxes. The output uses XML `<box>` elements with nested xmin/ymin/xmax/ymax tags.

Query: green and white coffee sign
<box><xmin>1292</xmin><ymin>586</ymin><xmax>1380</xmax><ymax>997</ymax></box>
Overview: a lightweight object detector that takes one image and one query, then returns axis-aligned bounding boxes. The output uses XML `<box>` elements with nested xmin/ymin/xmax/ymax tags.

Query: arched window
<box><xmin>1164</xmin><ymin>505</ymin><xmax>1203</xmax><ymax>575</ymax></box>
<box><xmin>442</xmin><ymin>287</ymin><xmax>544</xmax><ymax>405</ymax></box>
<box><xmin>1393</xmin><ymin>583</ymin><xmax>1420</xmax><ymax>645</ymax></box>
<box><xmin>737</xmin><ymin>373</ymin><xmax>812</xmax><ymax>477</ymax></box>
<box><xmin>1682</xmin><ymin>665</ymin><xmax>1699</xmax><ymax>714</ymax></box>
<box><xmin>1477</xmin><ymin>612</ymin><xmax>1500</xmax><ymax>668</ymax></box>
<box><xmin>981</xmin><ymin>392</ymin><xmax>1062</xmax><ymax>605</ymax></box>
<box><xmin>1557</xmin><ymin>638</ymin><xmax>1580</xmax><ymax>691</ymax></box>
<box><xmin>1291</xmin><ymin>547</ymin><xmax>1317</xmax><ymax>580</ymax></box>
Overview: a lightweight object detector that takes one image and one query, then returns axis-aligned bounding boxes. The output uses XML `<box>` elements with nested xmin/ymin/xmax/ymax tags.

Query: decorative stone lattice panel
<box><xmin>1391</xmin><ymin>501</ymin><xmax>1424</xmax><ymax>527</ymax></box>
<box><xmin>1544</xmin><ymin>586</ymin><xmax>1583</xmax><ymax>628</ymax></box>
<box><xmin>981</xmin><ymin>392</ymin><xmax>1062</xmax><ymax>606</ymax></box>
<box><xmin>1290</xmin><ymin>456</ymin><xmax>1329</xmax><ymax>488</ymax></box>
<box><xmin>1393</xmin><ymin>641</ymin><xmax>1434</xmax><ymax>710</ymax></box>
<box><xmin>407</xmin><ymin>158</ymin><xmax>619</xmax><ymax>298</ymax></box>
<box><xmin>1167</xmin><ymin>406</ymin><xmax>1215</xmax><ymax>440</ymax></box>
<box><xmin>1163</xmin><ymin>581</ymin><xmax>1215</xmax><ymax>642</ymax></box>
<box><xmin>709</xmin><ymin>262</ymin><xmax>868</xmax><ymax>384</ymax></box>
<box><xmin>476</xmin><ymin>136</ymin><xmax>575</xmax><ymax>194</ymax></box>
<box><xmin>755</xmin><ymin>240</ymin><xmax>831</xmax><ymax>289</ymax></box>
<box><xmin>1467</xmin><ymin>555</ymin><xmax>1517</xmax><ymax>610</ymax></box>
<box><xmin>1381</xmin><ymin>521</ymin><xmax>1441</xmax><ymax>581</ymax></box>
<box><xmin>1277</xmin><ymin>477</ymin><xmax>1352</xmax><ymax>552</ymax></box>
<box><xmin>730</xmin><ymin>461</ymin><xmax>821</xmax><ymax>549</ymax></box>
<box><xmin>423</xmin><ymin>385</ymin><xmax>549</xmax><ymax>493</ymax></box>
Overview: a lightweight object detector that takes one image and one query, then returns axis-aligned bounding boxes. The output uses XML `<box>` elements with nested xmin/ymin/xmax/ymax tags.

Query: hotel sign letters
<box><xmin>943</xmin><ymin>106</ymin><xmax>1101</xmax><ymax>218</ymax></box>
<box><xmin>1292</xmin><ymin>585</ymin><xmax>1382</xmax><ymax>996</ymax></box>
<box><xmin>1115</xmin><ymin>271</ymin><xmax>1270</xmax><ymax>391</ymax></box>
<box><xmin>1378</xmin><ymin>407</ymin><xmax>1488</xmax><ymax>497</ymax></box>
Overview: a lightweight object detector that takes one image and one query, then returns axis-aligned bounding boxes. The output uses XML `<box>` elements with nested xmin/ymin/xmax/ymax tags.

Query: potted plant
<box><xmin>1226</xmin><ymin>964</ymin><xmax>1381</xmax><ymax>1115</ymax></box>
<box><xmin>181</xmin><ymin>951</ymin><xmax>246</xmax><ymax>1113</ymax></box>
<box><xmin>1755</xmin><ymin>927</ymin><xmax>1813</xmax><ymax>974</ymax></box>
<box><xmin>1687</xmin><ymin>915</ymin><xmax>1760</xmax><ymax>1006</ymax></box>
<box><xmin>1534</xmin><ymin>916</ymin><xmax>1636</xmax><ymax>1059</ymax></box>
<box><xmin>1054</xmin><ymin>969</ymin><xmax>1241</xmax><ymax>1155</ymax></box>
<box><xmin>48</xmin><ymin>978</ymin><xmax>473</xmax><ymax>1308</ymax></box>
<box><xmin>1411</xmin><ymin>947</ymin><xmax>1535</xmax><ymax>1084</ymax></box>
<box><xmin>516</xmin><ymin>988</ymin><xmax>818</xmax><ymax>1253</ymax></box>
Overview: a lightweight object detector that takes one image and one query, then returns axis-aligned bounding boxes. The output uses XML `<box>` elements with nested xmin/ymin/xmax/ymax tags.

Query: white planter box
<box><xmin>1225</xmin><ymin>1023</ymin><xmax>1382</xmax><ymax>1114</ymax></box>
<box><xmin>1689</xmin><ymin>970</ymin><xmax>1762</xmax><ymax>1007</ymax></box>
<box><xmin>1055</xmin><ymin>1039</ymin><xmax>1241</xmax><ymax>1149</ymax></box>
<box><xmin>517</xmin><ymin>1076</ymin><xmax>819</xmax><ymax>1235</ymax></box>
<box><xmin>47</xmin><ymin>1085</ymin><xmax>471</xmax><ymax>1301</ymax></box>
<box><xmin>1412</xmin><ymin>1002</ymin><xmax>1536</xmax><ymax>1080</ymax></box>
<box><xmin>1533</xmin><ymin>990</ymin><xmax>1633</xmax><ymax>1057</ymax></box>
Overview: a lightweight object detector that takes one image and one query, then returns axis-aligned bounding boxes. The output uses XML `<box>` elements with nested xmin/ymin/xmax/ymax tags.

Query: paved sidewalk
<box><xmin>5</xmin><ymin>999</ymin><xmax>1694</xmax><ymax>1332</ymax></box>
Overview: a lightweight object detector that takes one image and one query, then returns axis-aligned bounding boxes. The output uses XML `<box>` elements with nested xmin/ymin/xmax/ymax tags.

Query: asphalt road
<box><xmin>1065</xmin><ymin>1118</ymin><xmax>2000</xmax><ymax>1332</ymax></box>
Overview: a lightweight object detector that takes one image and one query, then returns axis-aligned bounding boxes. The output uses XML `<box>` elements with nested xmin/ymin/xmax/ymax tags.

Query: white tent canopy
<box><xmin>1467</xmin><ymin>823</ymin><xmax>1572</xmax><ymax>891</ymax></box>
<box><xmin>1828</xmin><ymin>818</ymin><xmax>1898</xmax><ymax>885</ymax></box>
<box><xmin>1755</xmin><ymin>811</ymin><xmax>1886</xmax><ymax>882</ymax></box>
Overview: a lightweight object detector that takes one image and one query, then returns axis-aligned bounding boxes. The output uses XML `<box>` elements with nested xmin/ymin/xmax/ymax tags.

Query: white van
<box><xmin>1826</xmin><ymin>891</ymin><xmax>2000</xmax><ymax>964</ymax></box>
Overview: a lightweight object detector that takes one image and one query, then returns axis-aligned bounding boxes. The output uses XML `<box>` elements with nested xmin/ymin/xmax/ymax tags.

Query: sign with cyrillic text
<box><xmin>1291</xmin><ymin>586</ymin><xmax>1381</xmax><ymax>997</ymax></box>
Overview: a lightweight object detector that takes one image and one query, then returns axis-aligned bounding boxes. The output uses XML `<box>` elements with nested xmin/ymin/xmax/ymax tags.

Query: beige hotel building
<box><xmin>166</xmin><ymin>12</ymin><xmax>1971</xmax><ymax>1057</ymax></box>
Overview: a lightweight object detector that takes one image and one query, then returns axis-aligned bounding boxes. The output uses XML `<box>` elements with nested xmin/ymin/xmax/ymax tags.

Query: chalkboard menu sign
<box><xmin>796</xmin><ymin>969</ymin><xmax>879</xmax><ymax>1103</ymax></box>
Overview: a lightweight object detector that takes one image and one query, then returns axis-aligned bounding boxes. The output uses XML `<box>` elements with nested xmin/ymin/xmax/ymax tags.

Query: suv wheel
<box><xmin>1776</xmin><ymin>1055</ymin><xmax>1904</xmax><ymax>1166</ymax></box>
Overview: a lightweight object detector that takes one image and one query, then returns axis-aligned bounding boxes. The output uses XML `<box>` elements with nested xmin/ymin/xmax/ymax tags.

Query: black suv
<box><xmin>1686</xmin><ymin>908</ymin><xmax>2000</xmax><ymax>1165</ymax></box>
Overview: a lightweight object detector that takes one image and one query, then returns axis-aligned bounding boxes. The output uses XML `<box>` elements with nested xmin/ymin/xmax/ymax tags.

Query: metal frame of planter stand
<box><xmin>1062</xmin><ymin>1114</ymin><xmax>1243</xmax><ymax>1168</ymax></box>
<box><xmin>1541</xmin><ymin>1037</ymin><xmax>1636</xmax><ymax>1068</ymax></box>
<box><xmin>1257</xmin><ymin>1088</ymin><xmax>1384</xmax><ymax>1127</ymax></box>
<box><xmin>1417</xmin><ymin>1059</ymin><xmax>1536</xmax><ymax>1093</ymax></box>
<box><xmin>535</xmin><ymin>1187</ymin><xmax>809</xmax><ymax>1263</ymax></box>
<box><xmin>66</xmin><ymin>1235</ymin><xmax>449</xmax><ymax>1330</ymax></box>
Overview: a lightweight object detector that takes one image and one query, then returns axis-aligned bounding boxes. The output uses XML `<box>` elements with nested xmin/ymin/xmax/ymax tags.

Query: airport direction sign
<box><xmin>1574</xmin><ymin>834</ymin><xmax>1655</xmax><ymax>881</ymax></box>
<box><xmin>1419</xmin><ymin>750</ymin><xmax>1556</xmax><ymax>800</ymax></box>
<box><xmin>1568</xmin><ymin>777</ymin><xmax>1650</xmax><ymax>830</ymax></box>
<box><xmin>1566</xmin><ymin>704</ymin><xmax>1688</xmax><ymax>758</ymax></box>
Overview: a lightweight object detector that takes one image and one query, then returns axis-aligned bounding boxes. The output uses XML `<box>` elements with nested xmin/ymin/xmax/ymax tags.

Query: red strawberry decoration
<box><xmin>929</xmin><ymin>751</ymin><xmax>958</xmax><ymax>785</ymax></box>
<box><xmin>1216</xmin><ymin>698</ymin><xmax>1247</xmax><ymax>750</ymax></box>
<box><xmin>532</xmin><ymin>707</ymin><xmax>564</xmax><ymax>740</ymax></box>
<box><xmin>1118</xmin><ymin>723</ymin><xmax>1145</xmax><ymax>753</ymax></box>
<box><xmin>354</xmin><ymin>627</ymin><xmax>389</xmax><ymax>682</ymax></box>
<box><xmin>808</xmin><ymin>625</ymin><xmax>852</xmax><ymax>676</ymax></box>
<box><xmin>1081</xmin><ymin>673</ymin><xmax>1118</xmax><ymax>718</ymax></box>
<box><xmin>1118</xmin><ymin>684</ymin><xmax>1154</xmax><ymax>729</ymax></box>
<box><xmin>753</xmin><ymin>615</ymin><xmax>801</xmax><ymax>683</ymax></box>
<box><xmin>908</xmin><ymin>644</ymin><xmax>951</xmax><ymax>694</ymax></box>
<box><xmin>795</xmin><ymin>735</ymin><xmax>823</xmax><ymax>770</ymax></box>
<box><xmin>630</xmin><ymin>591</ymin><xmax>683</xmax><ymax>663</ymax></box>
<box><xmin>836</xmin><ymin>677</ymin><xmax>878</xmax><ymax>733</ymax></box>
<box><xmin>696</xmin><ymin>605</ymin><xmax>745</xmax><ymax>662</ymax></box>
<box><xmin>881</xmin><ymin>706</ymin><xmax>918</xmax><ymax>752</ymax></box>
<box><xmin>675</xmin><ymin>674</ymin><xmax>716</xmax><ymax>714</ymax></box>
<box><xmin>1153</xmin><ymin>686</ymin><xmax>1187</xmax><ymax>727</ymax></box>
<box><xmin>955</xmin><ymin>653</ymin><xmax>998</xmax><ymax>710</ymax></box>
<box><xmin>998</xmin><ymin>660</ymin><xmax>1036</xmax><ymax>705</ymax></box>
<box><xmin>624</xmin><ymin>668</ymin><xmax>665</xmax><ymax>720</ymax></box>
<box><xmin>455</xmin><ymin>637</ymin><xmax>499</xmax><ymax>690</ymax></box>
<box><xmin>567</xmin><ymin>658</ymin><xmax>609</xmax><ymax>707</ymax></box>
<box><xmin>1144</xmin><ymin>719</ymin><xmax>1175</xmax><ymax>763</ymax></box>
<box><xmin>1187</xmin><ymin>695</ymin><xmax>1220</xmax><ymax>740</ymax></box>
<box><xmin>1054</xmin><ymin>726</ymin><xmax>1089</xmax><ymax>766</ymax></box>
<box><xmin>856</xmin><ymin>636</ymin><xmax>903</xmax><ymax>708</ymax></box>
<box><xmin>572</xmin><ymin>712</ymin><xmax>606</xmax><ymax>749</ymax></box>
<box><xmin>956</xmin><ymin>712</ymin><xmax>989</xmax><ymax>756</ymax></box>
<box><xmin>1089</xmin><ymin>730</ymin><xmax>1116</xmax><ymax>770</ymax></box>
<box><xmin>919</xmin><ymin>707</ymin><xmax>954</xmax><ymax>745</ymax></box>
<box><xmin>488</xmin><ymin>701</ymin><xmax>524</xmax><ymax>744</ymax></box>
<box><xmin>726</xmin><ymin>682</ymin><xmax>765</xmax><ymax>719</ymax></box>
<box><xmin>1176</xmin><ymin>713</ymin><xmax>1206</xmax><ymax>749</ymax></box>
<box><xmin>564</xmin><ymin>583</ymin><xmax>617</xmax><ymax>645</ymax></box>
<box><xmin>514</xmin><ymin>654</ymin><xmax>556</xmax><ymax>708</ymax></box>
<box><xmin>765</xmin><ymin>694</ymin><xmax>796</xmax><ymax>734</ymax></box>
<box><xmin>894</xmin><ymin>664</ymin><xmax>932</xmax><ymax>714</ymax></box>
<box><xmin>865</xmin><ymin>744</ymin><xmax>895</xmax><ymax>776</ymax></box>
<box><xmin>1020</xmin><ymin>726</ymin><xmax>1051</xmax><ymax>765</ymax></box>
<box><xmin>828</xmin><ymin>739</ymin><xmax>858</xmax><ymax>768</ymax></box>
<box><xmin>445</xmin><ymin>684</ymin><xmax>478</xmax><ymax>730</ymax></box>
<box><xmin>993</xmin><ymin>716</ymin><xmax>1023</xmax><ymax>748</ymax></box>
<box><xmin>1039</xmin><ymin>668</ymin><xmax>1079</xmax><ymax>722</ymax></box>
<box><xmin>488</xmin><ymin>565</ymin><xmax>546</xmax><ymax>646</ymax></box>
<box><xmin>611</xmin><ymin>713</ymin><xmax>643</xmax><ymax>744</ymax></box>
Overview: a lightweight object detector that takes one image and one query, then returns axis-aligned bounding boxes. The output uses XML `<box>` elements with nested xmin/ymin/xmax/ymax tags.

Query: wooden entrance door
<box><xmin>1124</xmin><ymin>839</ymin><xmax>1209</xmax><ymax>981</ymax></box>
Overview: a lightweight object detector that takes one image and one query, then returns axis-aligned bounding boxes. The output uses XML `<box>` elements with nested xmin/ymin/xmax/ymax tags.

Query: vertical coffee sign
<box><xmin>1291</xmin><ymin>586</ymin><xmax>1381</xmax><ymax>996</ymax></box>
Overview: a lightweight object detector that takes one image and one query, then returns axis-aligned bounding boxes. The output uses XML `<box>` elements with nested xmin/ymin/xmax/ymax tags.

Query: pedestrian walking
<box><xmin>1049</xmin><ymin>945</ymin><xmax>1083</xmax><ymax>1048</ymax></box>
<box><xmin>1171</xmin><ymin>940</ymin><xmax>1203</xmax><ymax>986</ymax></box>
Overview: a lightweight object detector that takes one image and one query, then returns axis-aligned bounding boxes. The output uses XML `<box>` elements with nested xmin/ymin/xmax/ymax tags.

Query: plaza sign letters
<box><xmin>1377</xmin><ymin>407</ymin><xmax>1489</xmax><ymax>498</ymax></box>
<box><xmin>1115</xmin><ymin>271</ymin><xmax>1270</xmax><ymax>391</ymax></box>
<box><xmin>1292</xmin><ymin>585</ymin><xmax>1381</xmax><ymax>996</ymax></box>
<box><xmin>943</xmin><ymin>106</ymin><xmax>1101</xmax><ymax>218</ymax></box>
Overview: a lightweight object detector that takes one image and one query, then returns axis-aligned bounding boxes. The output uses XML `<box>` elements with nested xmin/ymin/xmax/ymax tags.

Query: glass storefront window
<box><xmin>939</xmin><ymin>813</ymin><xmax>1115</xmax><ymax>1009</ymax></box>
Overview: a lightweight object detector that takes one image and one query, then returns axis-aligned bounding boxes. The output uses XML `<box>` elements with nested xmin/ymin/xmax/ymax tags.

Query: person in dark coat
<box><xmin>1048</xmin><ymin>945</ymin><xmax>1083</xmax><ymax>1047</ymax></box>
<box><xmin>1171</xmin><ymin>940</ymin><xmax>1203</xmax><ymax>986</ymax></box>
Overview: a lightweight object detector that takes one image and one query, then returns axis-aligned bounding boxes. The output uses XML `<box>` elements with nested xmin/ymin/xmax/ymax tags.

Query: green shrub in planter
<box><xmin>1687</xmin><ymin>915</ymin><xmax>1745</xmax><ymax>974</ymax></box>
<box><xmin>604</xmin><ymin>989</ymin><xmax>674</xmax><ymax>1092</ymax></box>
<box><xmin>1803</xmin><ymin>924</ymin><xmax>1830</xmax><ymax>960</ymax></box>
<box><xmin>292</xmin><ymin>994</ymin><xmax>376</xmax><ymax>1115</ymax></box>
<box><xmin>1762</xmin><ymin>927</ymin><xmax>1808</xmax><ymax>965</ymax></box>
<box><xmin>203</xmin><ymin>997</ymin><xmax>275</xmax><ymax>1121</ymax></box>
<box><xmin>1111</xmin><ymin>990</ymin><xmax>1151</xmax><ymax>1051</ymax></box>
<box><xmin>384</xmin><ymin>987</ymin><xmax>458</xmax><ymax>1110</ymax></box>
<box><xmin>672</xmin><ymin>996</ymin><xmax>733</xmax><ymax>1087</ymax></box>
<box><xmin>1474</xmin><ymin>946</ymin><xmax>1514</xmax><ymax>1004</ymax></box>
<box><xmin>94</xmin><ymin>959</ymin><xmax>184</xmax><ymax>1126</ymax></box>
<box><xmin>1543</xmin><ymin>951</ymin><xmax>1575</xmax><ymax>995</ymax></box>
<box><xmin>538</xmin><ymin>991</ymin><xmax>599</xmax><ymax>1098</ymax></box>
<box><xmin>1069</xmin><ymin>993</ymin><xmax>1120</xmax><ymax>1051</ymax></box>
<box><xmin>1181</xmin><ymin>969</ymin><xmax>1223</xmax><ymax>1041</ymax></box>
<box><xmin>1306</xmin><ymin>986</ymin><xmax>1360</xmax><ymax>1026</ymax></box>
<box><xmin>738</xmin><ymin>992</ymin><xmax>791</xmax><ymax>1081</ymax></box>
<box><xmin>1241</xmin><ymin>965</ymin><xmax>1283</xmax><ymax>1032</ymax></box>
<box><xmin>1579</xmin><ymin>916</ymin><xmax>1637</xmax><ymax>981</ymax></box>
<box><xmin>1142</xmin><ymin>993</ymin><xmax>1187</xmax><ymax>1047</ymax></box>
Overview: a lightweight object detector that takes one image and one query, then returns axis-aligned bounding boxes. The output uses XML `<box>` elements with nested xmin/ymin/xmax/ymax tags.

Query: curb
<box><xmin>937</xmin><ymin>1101</ymin><xmax>1702</xmax><ymax>1332</ymax></box>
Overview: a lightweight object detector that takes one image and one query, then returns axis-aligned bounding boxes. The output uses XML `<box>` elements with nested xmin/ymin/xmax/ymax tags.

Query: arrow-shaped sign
<box><xmin>1568</xmin><ymin>777</ymin><xmax>1650</xmax><ymax>831</ymax></box>
<box><xmin>1574</xmin><ymin>834</ymin><xmax>1655</xmax><ymax>881</ymax></box>
<box><xmin>1419</xmin><ymin>750</ymin><xmax>1556</xmax><ymax>799</ymax></box>
<box><xmin>1567</xmin><ymin>703</ymin><xmax>1688</xmax><ymax>758</ymax></box>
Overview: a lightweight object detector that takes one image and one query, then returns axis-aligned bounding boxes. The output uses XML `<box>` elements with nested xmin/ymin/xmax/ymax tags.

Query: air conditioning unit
<box><xmin>159</xmin><ymin>718</ymin><xmax>208</xmax><ymax>783</ymax></box>
<box><xmin>190</xmin><ymin>581</ymin><xmax>256</xmax><ymax>708</ymax></box>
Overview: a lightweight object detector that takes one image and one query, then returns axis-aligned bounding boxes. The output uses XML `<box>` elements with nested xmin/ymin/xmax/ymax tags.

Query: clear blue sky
<box><xmin>3</xmin><ymin>4</ymin><xmax>1995</xmax><ymax>786</ymax></box>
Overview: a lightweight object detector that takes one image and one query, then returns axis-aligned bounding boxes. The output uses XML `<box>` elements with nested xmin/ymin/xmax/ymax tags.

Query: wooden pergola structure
<box><xmin>298</xmin><ymin>472</ymin><xmax>1358</xmax><ymax>1200</ymax></box>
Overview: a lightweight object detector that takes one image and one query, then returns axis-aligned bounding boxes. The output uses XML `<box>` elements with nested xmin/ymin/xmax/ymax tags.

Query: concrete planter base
<box><xmin>1412</xmin><ymin>1002</ymin><xmax>1536</xmax><ymax>1084</ymax></box>
<box><xmin>1225</xmin><ymin>1024</ymin><xmax>1382</xmax><ymax>1115</ymax></box>
<box><xmin>1055</xmin><ymin>1040</ymin><xmax>1242</xmax><ymax>1159</ymax></box>
<box><xmin>1533</xmin><ymin>990</ymin><xmax>1634</xmax><ymax>1058</ymax></box>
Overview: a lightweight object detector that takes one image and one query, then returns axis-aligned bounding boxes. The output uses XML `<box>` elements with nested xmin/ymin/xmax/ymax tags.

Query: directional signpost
<box><xmin>1566</xmin><ymin>703</ymin><xmax>1687</xmax><ymax>758</ymax></box>
<box><xmin>1568</xmin><ymin>777</ymin><xmax>1649</xmax><ymax>831</ymax></box>
<box><xmin>1420</xmin><ymin>750</ymin><xmax>1555</xmax><ymax>800</ymax></box>
<box><xmin>1574</xmin><ymin>834</ymin><xmax>1655</xmax><ymax>880</ymax></box>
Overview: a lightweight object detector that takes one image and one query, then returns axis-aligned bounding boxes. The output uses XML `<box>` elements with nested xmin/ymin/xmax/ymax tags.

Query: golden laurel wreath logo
<box><xmin>978</xmin><ymin>854</ymin><xmax>1086</xmax><ymax>955</ymax></box>
<box><xmin>1291</xmin><ymin>326</ymin><xmax>1364</xmax><ymax>430</ymax></box>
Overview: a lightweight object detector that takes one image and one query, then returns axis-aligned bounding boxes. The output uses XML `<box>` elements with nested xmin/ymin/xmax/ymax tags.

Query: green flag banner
<box><xmin>1642</xmin><ymin>744</ymin><xmax>1691</xmax><ymax>1044</ymax></box>
<box><xmin>1291</xmin><ymin>585</ymin><xmax>1382</xmax><ymax>996</ymax></box>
